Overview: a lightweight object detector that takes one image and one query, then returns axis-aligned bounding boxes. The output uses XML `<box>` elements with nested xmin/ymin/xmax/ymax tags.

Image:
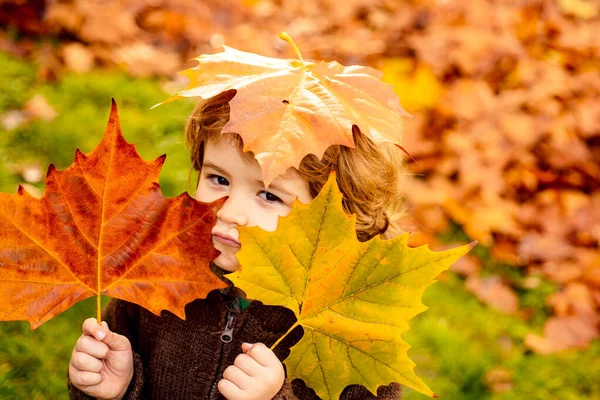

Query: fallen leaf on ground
<box><xmin>525</xmin><ymin>312</ymin><xmax>600</xmax><ymax>354</ymax></box>
<box><xmin>465</xmin><ymin>275</ymin><xmax>519</xmax><ymax>314</ymax></box>
<box><xmin>24</xmin><ymin>94</ymin><xmax>57</xmax><ymax>121</ymax></box>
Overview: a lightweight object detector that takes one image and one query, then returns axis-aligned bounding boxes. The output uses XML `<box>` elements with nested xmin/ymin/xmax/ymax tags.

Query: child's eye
<box><xmin>259</xmin><ymin>191</ymin><xmax>283</xmax><ymax>204</ymax></box>
<box><xmin>207</xmin><ymin>174</ymin><xmax>229</xmax><ymax>186</ymax></box>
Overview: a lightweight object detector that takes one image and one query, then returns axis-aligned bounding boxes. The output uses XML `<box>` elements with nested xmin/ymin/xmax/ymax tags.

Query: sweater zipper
<box><xmin>209</xmin><ymin>310</ymin><xmax>237</xmax><ymax>398</ymax></box>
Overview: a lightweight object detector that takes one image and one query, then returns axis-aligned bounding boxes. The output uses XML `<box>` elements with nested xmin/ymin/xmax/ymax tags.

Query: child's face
<box><xmin>195</xmin><ymin>138</ymin><xmax>312</xmax><ymax>272</ymax></box>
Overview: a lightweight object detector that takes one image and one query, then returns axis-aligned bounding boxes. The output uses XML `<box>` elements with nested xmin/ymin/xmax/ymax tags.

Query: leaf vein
<box><xmin>0</xmin><ymin>208</ymin><xmax>93</xmax><ymax>293</ymax></box>
<box><xmin>102</xmin><ymin>206</ymin><xmax>216</xmax><ymax>292</ymax></box>
<box><xmin>310</xmin><ymin>328</ymin><xmax>422</xmax><ymax>389</ymax></box>
<box><xmin>53</xmin><ymin>172</ymin><xmax>99</xmax><ymax>249</ymax></box>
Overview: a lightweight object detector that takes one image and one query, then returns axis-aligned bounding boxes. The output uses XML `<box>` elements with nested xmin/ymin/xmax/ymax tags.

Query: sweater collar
<box><xmin>210</xmin><ymin>261</ymin><xmax>234</xmax><ymax>288</ymax></box>
<box><xmin>209</xmin><ymin>261</ymin><xmax>252</xmax><ymax>311</ymax></box>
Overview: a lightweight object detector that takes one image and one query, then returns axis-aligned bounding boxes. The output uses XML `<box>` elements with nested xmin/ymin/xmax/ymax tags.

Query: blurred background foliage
<box><xmin>0</xmin><ymin>0</ymin><xmax>599</xmax><ymax>398</ymax></box>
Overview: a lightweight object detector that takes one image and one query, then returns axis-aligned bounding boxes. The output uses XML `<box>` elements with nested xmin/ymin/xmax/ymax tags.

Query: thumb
<box><xmin>241</xmin><ymin>342</ymin><xmax>255</xmax><ymax>353</ymax></box>
<box><xmin>100</xmin><ymin>321</ymin><xmax>130</xmax><ymax>352</ymax></box>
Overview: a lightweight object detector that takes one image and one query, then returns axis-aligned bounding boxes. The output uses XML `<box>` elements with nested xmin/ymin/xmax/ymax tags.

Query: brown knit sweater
<box><xmin>67</xmin><ymin>289</ymin><xmax>402</xmax><ymax>400</ymax></box>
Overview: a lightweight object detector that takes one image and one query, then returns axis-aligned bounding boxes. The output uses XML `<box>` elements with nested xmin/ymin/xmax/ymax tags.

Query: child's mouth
<box><xmin>212</xmin><ymin>232</ymin><xmax>241</xmax><ymax>248</ymax></box>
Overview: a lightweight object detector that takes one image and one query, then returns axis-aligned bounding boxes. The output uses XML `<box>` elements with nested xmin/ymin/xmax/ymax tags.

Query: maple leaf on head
<box><xmin>229</xmin><ymin>172</ymin><xmax>474</xmax><ymax>399</ymax></box>
<box><xmin>0</xmin><ymin>99</ymin><xmax>227</xmax><ymax>329</ymax></box>
<box><xmin>153</xmin><ymin>33</ymin><xmax>411</xmax><ymax>185</ymax></box>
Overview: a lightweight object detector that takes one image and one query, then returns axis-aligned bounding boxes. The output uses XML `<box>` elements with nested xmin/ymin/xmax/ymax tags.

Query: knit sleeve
<box><xmin>290</xmin><ymin>379</ymin><xmax>402</xmax><ymax>400</ymax></box>
<box><xmin>66</xmin><ymin>380</ymin><xmax>95</xmax><ymax>400</ymax></box>
<box><xmin>67</xmin><ymin>299</ymin><xmax>145</xmax><ymax>400</ymax></box>
<box><xmin>272</xmin><ymin>378</ymin><xmax>298</xmax><ymax>400</ymax></box>
<box><xmin>339</xmin><ymin>383</ymin><xmax>402</xmax><ymax>399</ymax></box>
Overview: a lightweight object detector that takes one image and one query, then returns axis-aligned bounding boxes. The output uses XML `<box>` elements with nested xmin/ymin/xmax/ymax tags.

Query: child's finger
<box><xmin>243</xmin><ymin>342</ymin><xmax>279</xmax><ymax>367</ymax></box>
<box><xmin>100</xmin><ymin>323</ymin><xmax>131</xmax><ymax>352</ymax></box>
<box><xmin>241</xmin><ymin>342</ymin><xmax>253</xmax><ymax>353</ymax></box>
<box><xmin>81</xmin><ymin>318</ymin><xmax>106</xmax><ymax>341</ymax></box>
<box><xmin>222</xmin><ymin>365</ymin><xmax>252</xmax><ymax>390</ymax></box>
<box><xmin>71</xmin><ymin>351</ymin><xmax>103</xmax><ymax>373</ymax></box>
<box><xmin>218</xmin><ymin>378</ymin><xmax>244</xmax><ymax>400</ymax></box>
<box><xmin>75</xmin><ymin>335</ymin><xmax>110</xmax><ymax>359</ymax></box>
<box><xmin>68</xmin><ymin>367</ymin><xmax>102</xmax><ymax>388</ymax></box>
<box><xmin>232</xmin><ymin>353</ymin><xmax>261</xmax><ymax>377</ymax></box>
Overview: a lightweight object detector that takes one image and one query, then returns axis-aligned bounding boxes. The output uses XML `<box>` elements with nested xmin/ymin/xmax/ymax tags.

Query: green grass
<box><xmin>403</xmin><ymin>273</ymin><xmax>600</xmax><ymax>400</ymax></box>
<box><xmin>0</xmin><ymin>51</ymin><xmax>196</xmax><ymax>198</ymax></box>
<box><xmin>0</xmin><ymin>51</ymin><xmax>598</xmax><ymax>399</ymax></box>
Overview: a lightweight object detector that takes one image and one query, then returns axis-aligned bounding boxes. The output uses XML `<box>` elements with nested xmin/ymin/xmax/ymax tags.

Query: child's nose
<box><xmin>216</xmin><ymin>196</ymin><xmax>249</xmax><ymax>226</ymax></box>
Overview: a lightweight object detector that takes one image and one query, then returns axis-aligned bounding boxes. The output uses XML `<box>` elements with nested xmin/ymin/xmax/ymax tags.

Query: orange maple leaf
<box><xmin>154</xmin><ymin>32</ymin><xmax>412</xmax><ymax>185</ymax></box>
<box><xmin>0</xmin><ymin>99</ymin><xmax>227</xmax><ymax>329</ymax></box>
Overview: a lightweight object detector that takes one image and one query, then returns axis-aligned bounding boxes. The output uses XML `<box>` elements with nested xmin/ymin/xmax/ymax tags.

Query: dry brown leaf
<box><xmin>450</xmin><ymin>255</ymin><xmax>481</xmax><ymax>277</ymax></box>
<box><xmin>465</xmin><ymin>275</ymin><xmax>519</xmax><ymax>314</ymax></box>
<box><xmin>484</xmin><ymin>367</ymin><xmax>513</xmax><ymax>394</ymax></box>
<box><xmin>548</xmin><ymin>282</ymin><xmax>596</xmax><ymax>314</ymax></box>
<box><xmin>1</xmin><ymin>110</ymin><xmax>28</xmax><ymax>131</ymax></box>
<box><xmin>24</xmin><ymin>94</ymin><xmax>57</xmax><ymax>121</ymax></box>
<box><xmin>62</xmin><ymin>42</ymin><xmax>95</xmax><ymax>73</ymax></box>
<box><xmin>113</xmin><ymin>43</ymin><xmax>181</xmax><ymax>77</ymax></box>
<box><xmin>77</xmin><ymin>1</ymin><xmax>140</xmax><ymax>44</ymax></box>
<box><xmin>525</xmin><ymin>313</ymin><xmax>600</xmax><ymax>354</ymax></box>
<box><xmin>541</xmin><ymin>261</ymin><xmax>582</xmax><ymax>284</ymax></box>
<box><xmin>518</xmin><ymin>232</ymin><xmax>573</xmax><ymax>264</ymax></box>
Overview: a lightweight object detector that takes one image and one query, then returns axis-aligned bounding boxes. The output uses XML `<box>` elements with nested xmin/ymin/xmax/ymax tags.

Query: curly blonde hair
<box><xmin>184</xmin><ymin>90</ymin><xmax>407</xmax><ymax>242</ymax></box>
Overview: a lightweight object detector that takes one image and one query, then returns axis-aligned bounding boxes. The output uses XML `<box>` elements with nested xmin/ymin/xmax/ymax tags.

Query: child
<box><xmin>67</xmin><ymin>89</ymin><xmax>406</xmax><ymax>400</ymax></box>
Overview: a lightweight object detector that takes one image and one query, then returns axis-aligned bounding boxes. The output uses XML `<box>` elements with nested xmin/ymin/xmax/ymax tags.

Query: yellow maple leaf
<box><xmin>557</xmin><ymin>0</ymin><xmax>598</xmax><ymax>19</ymax></box>
<box><xmin>229</xmin><ymin>173</ymin><xmax>474</xmax><ymax>399</ymax></box>
<box><xmin>380</xmin><ymin>58</ymin><xmax>444</xmax><ymax>112</ymax></box>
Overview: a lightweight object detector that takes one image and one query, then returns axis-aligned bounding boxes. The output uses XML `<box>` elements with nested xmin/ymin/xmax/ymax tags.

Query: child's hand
<box><xmin>68</xmin><ymin>318</ymin><xmax>134</xmax><ymax>400</ymax></box>
<box><xmin>218</xmin><ymin>342</ymin><xmax>285</xmax><ymax>400</ymax></box>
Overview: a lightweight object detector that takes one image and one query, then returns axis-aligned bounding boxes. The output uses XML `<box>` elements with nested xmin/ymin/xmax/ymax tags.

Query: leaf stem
<box><xmin>97</xmin><ymin>253</ymin><xmax>101</xmax><ymax>322</ymax></box>
<box><xmin>278</xmin><ymin>32</ymin><xmax>304</xmax><ymax>66</ymax></box>
<box><xmin>270</xmin><ymin>321</ymin><xmax>300</xmax><ymax>351</ymax></box>
<box><xmin>97</xmin><ymin>293</ymin><xmax>101</xmax><ymax>323</ymax></box>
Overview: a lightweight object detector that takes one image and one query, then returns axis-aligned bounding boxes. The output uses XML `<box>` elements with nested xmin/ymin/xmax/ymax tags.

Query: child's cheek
<box><xmin>253</xmin><ymin>207</ymin><xmax>283</xmax><ymax>232</ymax></box>
<box><xmin>196</xmin><ymin>186</ymin><xmax>224</xmax><ymax>204</ymax></box>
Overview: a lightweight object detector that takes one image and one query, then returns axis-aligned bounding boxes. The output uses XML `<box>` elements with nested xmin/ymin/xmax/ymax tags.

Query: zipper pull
<box><xmin>221</xmin><ymin>313</ymin><xmax>236</xmax><ymax>343</ymax></box>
